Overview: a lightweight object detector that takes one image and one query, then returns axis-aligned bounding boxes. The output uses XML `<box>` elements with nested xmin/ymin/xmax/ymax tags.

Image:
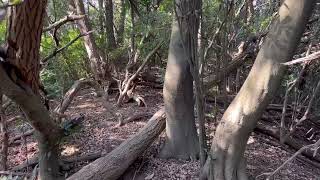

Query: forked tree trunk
<box><xmin>5</xmin><ymin>1</ymin><xmax>63</xmax><ymax>179</ymax></box>
<box><xmin>160</xmin><ymin>18</ymin><xmax>199</xmax><ymax>160</ymax></box>
<box><xmin>201</xmin><ymin>1</ymin><xmax>315</xmax><ymax>179</ymax></box>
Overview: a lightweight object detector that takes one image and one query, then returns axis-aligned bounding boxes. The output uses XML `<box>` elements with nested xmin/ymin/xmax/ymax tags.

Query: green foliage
<box><xmin>0</xmin><ymin>20</ymin><xmax>6</xmax><ymax>43</ymax></box>
<box><xmin>40</xmin><ymin>29</ymin><xmax>89</xmax><ymax>98</ymax></box>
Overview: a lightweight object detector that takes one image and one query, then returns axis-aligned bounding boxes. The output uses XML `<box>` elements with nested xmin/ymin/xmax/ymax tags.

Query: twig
<box><xmin>260</xmin><ymin>139</ymin><xmax>320</xmax><ymax>179</ymax></box>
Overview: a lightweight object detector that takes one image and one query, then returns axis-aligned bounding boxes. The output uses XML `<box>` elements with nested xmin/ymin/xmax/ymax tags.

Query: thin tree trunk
<box><xmin>117</xmin><ymin>0</ymin><xmax>126</xmax><ymax>44</ymax></box>
<box><xmin>0</xmin><ymin>93</ymin><xmax>8</xmax><ymax>171</ymax></box>
<box><xmin>160</xmin><ymin>17</ymin><xmax>199</xmax><ymax>160</ymax></box>
<box><xmin>70</xmin><ymin>0</ymin><xmax>110</xmax><ymax>83</ymax></box>
<box><xmin>105</xmin><ymin>0</ymin><xmax>117</xmax><ymax>50</ymax></box>
<box><xmin>201</xmin><ymin>1</ymin><xmax>315</xmax><ymax>179</ymax></box>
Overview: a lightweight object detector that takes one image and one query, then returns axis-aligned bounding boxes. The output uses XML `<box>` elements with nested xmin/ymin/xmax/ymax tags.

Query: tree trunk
<box><xmin>105</xmin><ymin>0</ymin><xmax>117</xmax><ymax>50</ymax></box>
<box><xmin>4</xmin><ymin>1</ymin><xmax>64</xmax><ymax>179</ymax></box>
<box><xmin>70</xmin><ymin>0</ymin><xmax>110</xmax><ymax>83</ymax></box>
<box><xmin>160</xmin><ymin>17</ymin><xmax>199</xmax><ymax>160</ymax></box>
<box><xmin>201</xmin><ymin>1</ymin><xmax>315</xmax><ymax>179</ymax></box>
<box><xmin>117</xmin><ymin>0</ymin><xmax>126</xmax><ymax>45</ymax></box>
<box><xmin>0</xmin><ymin>94</ymin><xmax>8</xmax><ymax>171</ymax></box>
<box><xmin>67</xmin><ymin>108</ymin><xmax>165</xmax><ymax>180</ymax></box>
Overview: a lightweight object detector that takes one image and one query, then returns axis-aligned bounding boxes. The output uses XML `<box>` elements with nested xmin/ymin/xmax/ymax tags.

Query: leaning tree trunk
<box><xmin>201</xmin><ymin>1</ymin><xmax>315</xmax><ymax>179</ymax></box>
<box><xmin>160</xmin><ymin>17</ymin><xmax>199</xmax><ymax>160</ymax></box>
<box><xmin>4</xmin><ymin>1</ymin><xmax>63</xmax><ymax>179</ymax></box>
<box><xmin>105</xmin><ymin>0</ymin><xmax>117</xmax><ymax>50</ymax></box>
<box><xmin>70</xmin><ymin>0</ymin><xmax>110</xmax><ymax>83</ymax></box>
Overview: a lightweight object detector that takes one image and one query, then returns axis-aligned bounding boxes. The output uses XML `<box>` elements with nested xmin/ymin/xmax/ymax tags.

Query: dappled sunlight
<box><xmin>61</xmin><ymin>145</ymin><xmax>80</xmax><ymax>156</ymax></box>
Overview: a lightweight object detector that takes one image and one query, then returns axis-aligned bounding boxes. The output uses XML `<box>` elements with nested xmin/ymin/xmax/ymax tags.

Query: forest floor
<box><xmin>6</xmin><ymin>85</ymin><xmax>320</xmax><ymax>180</ymax></box>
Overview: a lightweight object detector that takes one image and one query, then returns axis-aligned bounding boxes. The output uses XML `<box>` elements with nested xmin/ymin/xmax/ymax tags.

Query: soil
<box><xmin>5</xmin><ymin>85</ymin><xmax>320</xmax><ymax>180</ymax></box>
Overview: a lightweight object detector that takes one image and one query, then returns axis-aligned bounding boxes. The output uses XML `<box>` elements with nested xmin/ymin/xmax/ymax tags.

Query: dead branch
<box><xmin>0</xmin><ymin>171</ymin><xmax>31</xmax><ymax>177</ymax></box>
<box><xmin>67</xmin><ymin>107</ymin><xmax>165</xmax><ymax>180</ymax></box>
<box><xmin>6</xmin><ymin>115</ymin><xmax>22</xmax><ymax>124</ymax></box>
<box><xmin>117</xmin><ymin>41</ymin><xmax>163</xmax><ymax>106</ymax></box>
<box><xmin>55</xmin><ymin>78</ymin><xmax>103</xmax><ymax>115</ymax></box>
<box><xmin>9</xmin><ymin>129</ymin><xmax>34</xmax><ymax>146</ymax></box>
<box><xmin>281</xmin><ymin>79</ymin><xmax>320</xmax><ymax>143</ymax></box>
<box><xmin>63</xmin><ymin>152</ymin><xmax>102</xmax><ymax>163</ymax></box>
<box><xmin>255</xmin><ymin>123</ymin><xmax>320</xmax><ymax>163</ymax></box>
<box><xmin>261</xmin><ymin>139</ymin><xmax>320</xmax><ymax>179</ymax></box>
<box><xmin>118</xmin><ymin>112</ymin><xmax>153</xmax><ymax>126</ymax></box>
<box><xmin>43</xmin><ymin>15</ymin><xmax>86</xmax><ymax>32</ymax></box>
<box><xmin>41</xmin><ymin>31</ymin><xmax>94</xmax><ymax>64</ymax></box>
<box><xmin>282</xmin><ymin>51</ymin><xmax>320</xmax><ymax>66</ymax></box>
<box><xmin>12</xmin><ymin>152</ymin><xmax>101</xmax><ymax>171</ymax></box>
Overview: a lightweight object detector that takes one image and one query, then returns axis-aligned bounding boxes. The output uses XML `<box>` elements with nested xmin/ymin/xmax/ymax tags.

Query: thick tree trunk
<box><xmin>201</xmin><ymin>1</ymin><xmax>315</xmax><ymax>179</ymax></box>
<box><xmin>160</xmin><ymin>18</ymin><xmax>199</xmax><ymax>160</ymax></box>
<box><xmin>105</xmin><ymin>0</ymin><xmax>117</xmax><ymax>50</ymax></box>
<box><xmin>70</xmin><ymin>0</ymin><xmax>110</xmax><ymax>82</ymax></box>
<box><xmin>67</xmin><ymin>108</ymin><xmax>165</xmax><ymax>180</ymax></box>
<box><xmin>4</xmin><ymin>1</ymin><xmax>64</xmax><ymax>179</ymax></box>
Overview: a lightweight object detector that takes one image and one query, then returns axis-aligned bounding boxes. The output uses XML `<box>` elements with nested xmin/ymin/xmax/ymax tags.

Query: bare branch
<box><xmin>41</xmin><ymin>31</ymin><xmax>93</xmax><ymax>64</ymax></box>
<box><xmin>261</xmin><ymin>139</ymin><xmax>320</xmax><ymax>179</ymax></box>
<box><xmin>282</xmin><ymin>51</ymin><xmax>320</xmax><ymax>66</ymax></box>
<box><xmin>43</xmin><ymin>14</ymin><xmax>86</xmax><ymax>32</ymax></box>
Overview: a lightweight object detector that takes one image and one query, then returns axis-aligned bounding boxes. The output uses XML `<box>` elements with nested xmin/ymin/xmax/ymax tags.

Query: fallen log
<box><xmin>67</xmin><ymin>107</ymin><xmax>166</xmax><ymax>180</ymax></box>
<box><xmin>254</xmin><ymin>123</ymin><xmax>320</xmax><ymax>163</ymax></box>
<box><xmin>118</xmin><ymin>112</ymin><xmax>153</xmax><ymax>126</ymax></box>
<box><xmin>11</xmin><ymin>152</ymin><xmax>102</xmax><ymax>171</ymax></box>
<box><xmin>55</xmin><ymin>78</ymin><xmax>103</xmax><ymax>115</ymax></box>
<box><xmin>9</xmin><ymin>129</ymin><xmax>34</xmax><ymax>146</ymax></box>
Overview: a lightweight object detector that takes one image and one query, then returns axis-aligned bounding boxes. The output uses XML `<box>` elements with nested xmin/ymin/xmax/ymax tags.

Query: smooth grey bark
<box><xmin>201</xmin><ymin>0</ymin><xmax>315</xmax><ymax>179</ymax></box>
<box><xmin>160</xmin><ymin>18</ymin><xmax>199</xmax><ymax>160</ymax></box>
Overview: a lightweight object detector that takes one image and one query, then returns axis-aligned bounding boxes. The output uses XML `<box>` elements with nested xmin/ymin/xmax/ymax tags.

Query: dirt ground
<box><xmin>6</xmin><ymin>85</ymin><xmax>320</xmax><ymax>179</ymax></box>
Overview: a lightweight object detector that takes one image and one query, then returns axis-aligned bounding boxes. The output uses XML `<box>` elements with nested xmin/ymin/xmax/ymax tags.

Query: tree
<box><xmin>0</xmin><ymin>1</ymin><xmax>63</xmax><ymax>179</ymax></box>
<box><xmin>201</xmin><ymin>0</ymin><xmax>316</xmax><ymax>179</ymax></box>
<box><xmin>105</xmin><ymin>0</ymin><xmax>117</xmax><ymax>50</ymax></box>
<box><xmin>70</xmin><ymin>0</ymin><xmax>111</xmax><ymax>83</ymax></box>
<box><xmin>159</xmin><ymin>0</ymin><xmax>201</xmax><ymax>159</ymax></box>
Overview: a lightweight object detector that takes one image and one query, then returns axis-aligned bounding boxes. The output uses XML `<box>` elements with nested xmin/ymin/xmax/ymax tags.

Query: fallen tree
<box><xmin>54</xmin><ymin>78</ymin><xmax>103</xmax><ymax>116</ymax></box>
<box><xmin>67</xmin><ymin>107</ymin><xmax>165</xmax><ymax>180</ymax></box>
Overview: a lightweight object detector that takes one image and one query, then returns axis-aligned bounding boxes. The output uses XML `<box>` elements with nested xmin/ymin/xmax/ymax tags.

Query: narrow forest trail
<box><xmin>6</xmin><ymin>85</ymin><xmax>320</xmax><ymax>179</ymax></box>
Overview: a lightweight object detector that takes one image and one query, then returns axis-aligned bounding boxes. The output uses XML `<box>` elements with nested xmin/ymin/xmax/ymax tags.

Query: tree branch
<box><xmin>43</xmin><ymin>14</ymin><xmax>86</xmax><ymax>32</ymax></box>
<box><xmin>41</xmin><ymin>31</ymin><xmax>93</xmax><ymax>64</ymax></box>
<box><xmin>282</xmin><ymin>51</ymin><xmax>320</xmax><ymax>66</ymax></box>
